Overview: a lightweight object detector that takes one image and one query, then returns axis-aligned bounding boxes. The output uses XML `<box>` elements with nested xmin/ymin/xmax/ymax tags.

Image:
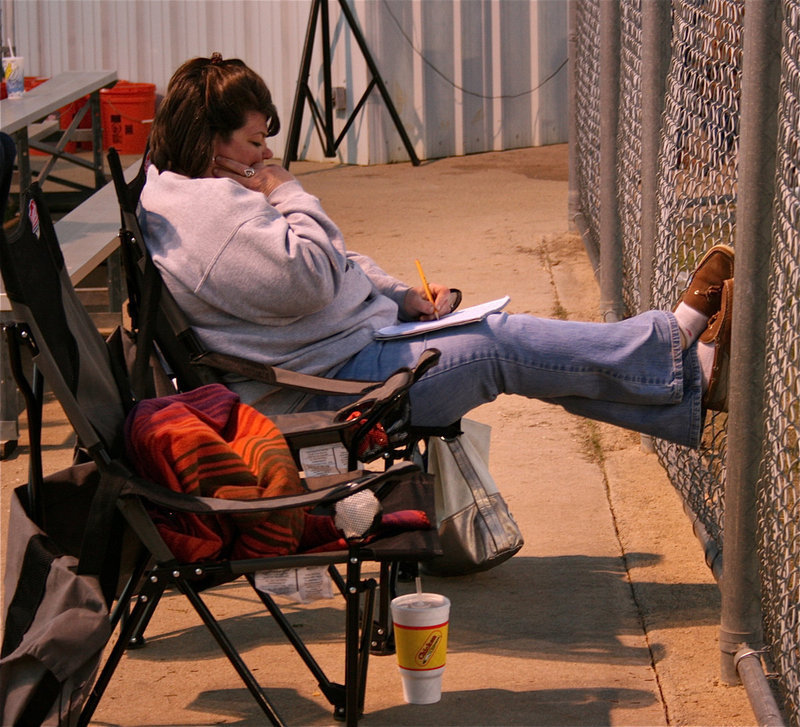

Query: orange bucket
<box><xmin>24</xmin><ymin>76</ymin><xmax>48</xmax><ymax>91</ymax></box>
<box><xmin>100</xmin><ymin>81</ymin><xmax>156</xmax><ymax>154</ymax></box>
<box><xmin>59</xmin><ymin>95</ymin><xmax>93</xmax><ymax>153</ymax></box>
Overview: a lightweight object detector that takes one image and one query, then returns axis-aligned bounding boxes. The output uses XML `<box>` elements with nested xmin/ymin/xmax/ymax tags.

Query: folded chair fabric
<box><xmin>0</xmin><ymin>488</ymin><xmax>111</xmax><ymax>727</ymax></box>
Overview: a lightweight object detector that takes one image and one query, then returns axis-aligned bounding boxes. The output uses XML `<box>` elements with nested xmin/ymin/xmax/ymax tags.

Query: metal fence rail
<box><xmin>617</xmin><ymin>0</ymin><xmax>644</xmax><ymax>316</ymax></box>
<box><xmin>571</xmin><ymin>0</ymin><xmax>799</xmax><ymax>724</ymax></box>
<box><xmin>572</xmin><ymin>0</ymin><xmax>602</xmax><ymax>272</ymax></box>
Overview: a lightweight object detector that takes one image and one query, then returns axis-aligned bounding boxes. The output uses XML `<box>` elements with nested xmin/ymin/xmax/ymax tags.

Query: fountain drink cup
<box><xmin>3</xmin><ymin>56</ymin><xmax>23</xmax><ymax>98</ymax></box>
<box><xmin>390</xmin><ymin>592</ymin><xmax>450</xmax><ymax>704</ymax></box>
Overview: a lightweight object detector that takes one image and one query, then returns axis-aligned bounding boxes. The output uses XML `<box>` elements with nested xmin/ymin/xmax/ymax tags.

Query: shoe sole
<box><xmin>702</xmin><ymin>279</ymin><xmax>734</xmax><ymax>412</ymax></box>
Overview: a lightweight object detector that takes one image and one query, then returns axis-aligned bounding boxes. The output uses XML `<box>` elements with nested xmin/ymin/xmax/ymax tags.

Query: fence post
<box><xmin>720</xmin><ymin>0</ymin><xmax>781</xmax><ymax>686</ymax></box>
<box><xmin>598</xmin><ymin>0</ymin><xmax>622</xmax><ymax>321</ymax></box>
<box><xmin>638</xmin><ymin>0</ymin><xmax>671</xmax><ymax>314</ymax></box>
<box><xmin>567</xmin><ymin>0</ymin><xmax>579</xmax><ymax>235</ymax></box>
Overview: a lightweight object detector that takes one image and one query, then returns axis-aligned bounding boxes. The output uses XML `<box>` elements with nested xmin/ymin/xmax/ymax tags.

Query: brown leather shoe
<box><xmin>700</xmin><ymin>278</ymin><xmax>733</xmax><ymax>412</ymax></box>
<box><xmin>675</xmin><ymin>244</ymin><xmax>735</xmax><ymax>318</ymax></box>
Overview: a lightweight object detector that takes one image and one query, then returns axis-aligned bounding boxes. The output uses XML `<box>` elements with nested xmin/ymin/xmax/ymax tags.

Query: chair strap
<box><xmin>444</xmin><ymin>435</ymin><xmax>516</xmax><ymax>552</ymax></box>
<box><xmin>75</xmin><ymin>465</ymin><xmax>129</xmax><ymax>606</ymax></box>
<box><xmin>4</xmin><ymin>324</ymin><xmax>46</xmax><ymax>526</ymax></box>
<box><xmin>130</xmin><ymin>254</ymin><xmax>162</xmax><ymax>401</ymax></box>
<box><xmin>193</xmin><ymin>350</ymin><xmax>380</xmax><ymax>396</ymax></box>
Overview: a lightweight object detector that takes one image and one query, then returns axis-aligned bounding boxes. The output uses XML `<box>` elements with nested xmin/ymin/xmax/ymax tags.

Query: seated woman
<box><xmin>138</xmin><ymin>54</ymin><xmax>733</xmax><ymax>449</ymax></box>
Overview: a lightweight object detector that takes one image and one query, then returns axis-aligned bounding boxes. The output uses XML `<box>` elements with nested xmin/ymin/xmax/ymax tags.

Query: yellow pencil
<box><xmin>415</xmin><ymin>258</ymin><xmax>440</xmax><ymax>320</ymax></box>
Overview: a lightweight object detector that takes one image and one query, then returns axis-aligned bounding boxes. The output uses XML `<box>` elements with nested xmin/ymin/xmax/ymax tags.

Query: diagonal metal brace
<box><xmin>282</xmin><ymin>0</ymin><xmax>419</xmax><ymax>168</ymax></box>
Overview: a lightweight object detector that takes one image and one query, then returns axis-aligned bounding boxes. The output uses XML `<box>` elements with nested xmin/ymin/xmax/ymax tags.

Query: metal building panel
<box><xmin>7</xmin><ymin>0</ymin><xmax>567</xmax><ymax>164</ymax></box>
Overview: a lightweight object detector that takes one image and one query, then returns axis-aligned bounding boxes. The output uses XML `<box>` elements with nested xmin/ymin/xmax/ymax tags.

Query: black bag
<box><xmin>0</xmin><ymin>464</ymin><xmax>124</xmax><ymax>726</ymax></box>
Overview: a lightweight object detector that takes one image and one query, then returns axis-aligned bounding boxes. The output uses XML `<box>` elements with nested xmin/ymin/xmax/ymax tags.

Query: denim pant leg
<box><xmin>312</xmin><ymin>310</ymin><xmax>703</xmax><ymax>448</ymax></box>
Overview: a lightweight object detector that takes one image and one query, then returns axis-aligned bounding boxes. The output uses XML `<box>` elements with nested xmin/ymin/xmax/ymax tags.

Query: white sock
<box><xmin>674</xmin><ymin>302</ymin><xmax>709</xmax><ymax>349</ymax></box>
<box><xmin>697</xmin><ymin>339</ymin><xmax>716</xmax><ymax>391</ymax></box>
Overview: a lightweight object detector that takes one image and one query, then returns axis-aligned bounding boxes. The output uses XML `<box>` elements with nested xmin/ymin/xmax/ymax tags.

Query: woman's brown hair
<box><xmin>149</xmin><ymin>53</ymin><xmax>280</xmax><ymax>178</ymax></box>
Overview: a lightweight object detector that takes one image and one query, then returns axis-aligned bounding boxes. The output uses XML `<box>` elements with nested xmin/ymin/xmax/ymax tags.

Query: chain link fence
<box><xmin>762</xmin><ymin>0</ymin><xmax>800</xmax><ymax>719</ymax></box>
<box><xmin>652</xmin><ymin>0</ymin><xmax>740</xmax><ymax>576</ymax></box>
<box><xmin>571</xmin><ymin>0</ymin><xmax>798</xmax><ymax>724</ymax></box>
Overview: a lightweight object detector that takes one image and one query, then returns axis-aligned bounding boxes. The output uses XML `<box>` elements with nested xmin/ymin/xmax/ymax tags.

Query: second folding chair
<box><xmin>0</xmin><ymin>183</ymin><xmax>442</xmax><ymax>726</ymax></box>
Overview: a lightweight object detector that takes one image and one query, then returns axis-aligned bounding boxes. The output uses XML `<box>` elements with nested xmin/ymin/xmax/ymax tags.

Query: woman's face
<box><xmin>210</xmin><ymin>110</ymin><xmax>274</xmax><ymax>173</ymax></box>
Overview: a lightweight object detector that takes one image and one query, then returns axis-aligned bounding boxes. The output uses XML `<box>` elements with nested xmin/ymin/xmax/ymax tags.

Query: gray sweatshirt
<box><xmin>139</xmin><ymin>166</ymin><xmax>410</xmax><ymax>386</ymax></box>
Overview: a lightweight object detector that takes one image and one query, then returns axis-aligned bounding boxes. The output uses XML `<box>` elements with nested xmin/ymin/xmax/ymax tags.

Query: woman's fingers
<box><xmin>211</xmin><ymin>158</ymin><xmax>295</xmax><ymax>196</ymax></box>
<box><xmin>213</xmin><ymin>155</ymin><xmax>257</xmax><ymax>179</ymax></box>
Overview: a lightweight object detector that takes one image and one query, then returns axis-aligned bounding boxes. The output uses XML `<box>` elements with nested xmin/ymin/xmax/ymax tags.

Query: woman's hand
<box><xmin>212</xmin><ymin>155</ymin><xmax>295</xmax><ymax>197</ymax></box>
<box><xmin>403</xmin><ymin>283</ymin><xmax>456</xmax><ymax>321</ymax></box>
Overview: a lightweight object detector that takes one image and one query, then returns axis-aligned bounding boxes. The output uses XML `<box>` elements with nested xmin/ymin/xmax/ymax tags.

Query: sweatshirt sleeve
<box><xmin>197</xmin><ymin>180</ymin><xmax>355</xmax><ymax>321</ymax></box>
<box><xmin>347</xmin><ymin>250</ymin><xmax>411</xmax><ymax>308</ymax></box>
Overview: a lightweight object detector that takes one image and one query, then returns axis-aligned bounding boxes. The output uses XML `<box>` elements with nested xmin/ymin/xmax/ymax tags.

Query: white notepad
<box><xmin>374</xmin><ymin>296</ymin><xmax>510</xmax><ymax>340</ymax></box>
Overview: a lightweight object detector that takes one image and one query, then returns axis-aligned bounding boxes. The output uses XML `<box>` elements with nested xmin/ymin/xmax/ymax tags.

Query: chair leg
<box><xmin>79</xmin><ymin>573</ymin><xmax>164</xmax><ymax>727</ymax></box>
<box><xmin>124</xmin><ymin>581</ymin><xmax>164</xmax><ymax>648</ymax></box>
<box><xmin>328</xmin><ymin>562</ymin><xmax>346</xmax><ymax>593</ymax></box>
<box><xmin>344</xmin><ymin>546</ymin><xmax>377</xmax><ymax>727</ymax></box>
<box><xmin>247</xmin><ymin>573</ymin><xmax>348</xmax><ymax>715</ymax></box>
<box><xmin>109</xmin><ymin>552</ymin><xmax>156</xmax><ymax>634</ymax></box>
<box><xmin>175</xmin><ymin>577</ymin><xmax>286</xmax><ymax>727</ymax></box>
<box><xmin>247</xmin><ymin>555</ymin><xmax>377</xmax><ymax>726</ymax></box>
<box><xmin>370</xmin><ymin>561</ymin><xmax>395</xmax><ymax>655</ymax></box>
<box><xmin>357</xmin><ymin>572</ymin><xmax>376</xmax><ymax>715</ymax></box>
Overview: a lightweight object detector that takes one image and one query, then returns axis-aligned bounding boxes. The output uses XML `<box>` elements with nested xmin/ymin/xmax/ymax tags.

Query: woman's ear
<box><xmin>202</xmin><ymin>136</ymin><xmax>221</xmax><ymax>178</ymax></box>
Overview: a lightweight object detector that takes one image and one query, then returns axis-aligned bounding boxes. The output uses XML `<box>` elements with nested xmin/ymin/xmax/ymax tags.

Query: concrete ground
<box><xmin>0</xmin><ymin>144</ymin><xmax>758</xmax><ymax>726</ymax></box>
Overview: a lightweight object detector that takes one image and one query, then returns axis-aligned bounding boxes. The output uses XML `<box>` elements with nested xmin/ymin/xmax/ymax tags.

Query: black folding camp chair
<box><xmin>106</xmin><ymin>147</ymin><xmax>461</xmax><ymax>650</ymax></box>
<box><xmin>0</xmin><ymin>183</ymin><xmax>442</xmax><ymax>726</ymax></box>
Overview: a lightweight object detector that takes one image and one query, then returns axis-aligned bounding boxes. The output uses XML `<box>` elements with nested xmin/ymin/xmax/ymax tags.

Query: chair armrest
<box><xmin>192</xmin><ymin>350</ymin><xmax>380</xmax><ymax>396</ymax></box>
<box><xmin>114</xmin><ymin>459</ymin><xmax>419</xmax><ymax>515</ymax></box>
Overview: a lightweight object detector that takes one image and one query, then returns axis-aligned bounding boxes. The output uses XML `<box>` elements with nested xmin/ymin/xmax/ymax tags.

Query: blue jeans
<box><xmin>309</xmin><ymin>310</ymin><xmax>704</xmax><ymax>448</ymax></box>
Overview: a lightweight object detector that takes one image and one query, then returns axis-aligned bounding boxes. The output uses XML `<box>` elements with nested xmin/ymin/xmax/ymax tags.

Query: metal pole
<box><xmin>735</xmin><ymin>648</ymin><xmax>786</xmax><ymax>727</ymax></box>
<box><xmin>282</xmin><ymin>0</ymin><xmax>322</xmax><ymax>167</ymax></box>
<box><xmin>567</xmin><ymin>0</ymin><xmax>579</xmax><ymax>234</ymax></box>
<box><xmin>89</xmin><ymin>90</ymin><xmax>105</xmax><ymax>189</ymax></box>
<box><xmin>636</xmin><ymin>0</ymin><xmax>672</xmax><ymax>454</ymax></box>
<box><xmin>336</xmin><ymin>0</ymin><xmax>420</xmax><ymax>165</ymax></box>
<box><xmin>282</xmin><ymin>0</ymin><xmax>419</xmax><ymax>167</ymax></box>
<box><xmin>320</xmin><ymin>0</ymin><xmax>336</xmax><ymax>157</ymax></box>
<box><xmin>567</xmin><ymin>0</ymin><xmax>600</xmax><ymax>273</ymax></box>
<box><xmin>638</xmin><ymin>0</ymin><xmax>671</xmax><ymax>314</ymax></box>
<box><xmin>720</xmin><ymin>0</ymin><xmax>781</xmax><ymax>686</ymax></box>
<box><xmin>598</xmin><ymin>0</ymin><xmax>622</xmax><ymax>321</ymax></box>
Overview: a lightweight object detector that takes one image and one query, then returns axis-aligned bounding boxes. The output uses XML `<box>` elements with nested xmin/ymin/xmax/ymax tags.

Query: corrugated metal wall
<box><xmin>3</xmin><ymin>0</ymin><xmax>567</xmax><ymax>164</ymax></box>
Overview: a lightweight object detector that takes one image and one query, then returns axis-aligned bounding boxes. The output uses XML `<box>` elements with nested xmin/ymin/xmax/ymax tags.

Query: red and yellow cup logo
<box><xmin>394</xmin><ymin>622</ymin><xmax>449</xmax><ymax>671</ymax></box>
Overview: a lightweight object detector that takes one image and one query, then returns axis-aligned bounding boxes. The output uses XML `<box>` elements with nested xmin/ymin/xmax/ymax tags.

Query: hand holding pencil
<box><xmin>407</xmin><ymin>258</ymin><xmax>460</xmax><ymax>322</ymax></box>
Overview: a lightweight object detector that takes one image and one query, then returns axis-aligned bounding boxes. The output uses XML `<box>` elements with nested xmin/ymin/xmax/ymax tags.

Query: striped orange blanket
<box><xmin>125</xmin><ymin>383</ymin><xmax>306</xmax><ymax>562</ymax></box>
